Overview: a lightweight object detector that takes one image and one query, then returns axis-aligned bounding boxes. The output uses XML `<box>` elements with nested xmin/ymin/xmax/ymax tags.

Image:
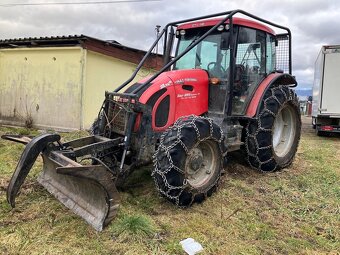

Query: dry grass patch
<box><xmin>0</xmin><ymin>118</ymin><xmax>339</xmax><ymax>254</ymax></box>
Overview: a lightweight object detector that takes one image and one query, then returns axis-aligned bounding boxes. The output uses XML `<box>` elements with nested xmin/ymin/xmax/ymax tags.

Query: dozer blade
<box><xmin>3</xmin><ymin>133</ymin><xmax>121</xmax><ymax>231</ymax></box>
<box><xmin>38</xmin><ymin>152</ymin><xmax>120</xmax><ymax>231</ymax></box>
<box><xmin>5</xmin><ymin>133</ymin><xmax>61</xmax><ymax>207</ymax></box>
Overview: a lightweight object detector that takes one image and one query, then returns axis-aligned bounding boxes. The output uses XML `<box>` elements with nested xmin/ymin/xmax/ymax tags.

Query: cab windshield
<box><xmin>174</xmin><ymin>29</ymin><xmax>230</xmax><ymax>79</ymax></box>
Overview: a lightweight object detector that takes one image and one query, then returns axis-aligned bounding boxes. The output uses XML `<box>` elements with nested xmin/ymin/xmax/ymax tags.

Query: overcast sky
<box><xmin>0</xmin><ymin>0</ymin><xmax>339</xmax><ymax>89</ymax></box>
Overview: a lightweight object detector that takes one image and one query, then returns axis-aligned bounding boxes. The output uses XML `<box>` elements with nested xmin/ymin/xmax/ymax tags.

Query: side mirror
<box><xmin>220</xmin><ymin>32</ymin><xmax>230</xmax><ymax>50</ymax></box>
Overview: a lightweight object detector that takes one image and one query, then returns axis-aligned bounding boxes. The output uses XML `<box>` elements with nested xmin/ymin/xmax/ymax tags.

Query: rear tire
<box><xmin>152</xmin><ymin>115</ymin><xmax>226</xmax><ymax>207</ymax></box>
<box><xmin>245</xmin><ymin>85</ymin><xmax>301</xmax><ymax>172</ymax></box>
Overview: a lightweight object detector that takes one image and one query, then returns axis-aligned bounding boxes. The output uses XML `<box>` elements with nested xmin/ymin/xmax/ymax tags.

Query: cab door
<box><xmin>232</xmin><ymin>26</ymin><xmax>267</xmax><ymax>115</ymax></box>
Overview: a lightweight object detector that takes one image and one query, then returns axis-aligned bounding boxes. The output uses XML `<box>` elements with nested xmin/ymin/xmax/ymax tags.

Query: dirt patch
<box><xmin>0</xmin><ymin>178</ymin><xmax>9</xmax><ymax>192</ymax></box>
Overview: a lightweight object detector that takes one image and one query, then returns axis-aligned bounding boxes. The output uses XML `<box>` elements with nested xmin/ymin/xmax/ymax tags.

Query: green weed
<box><xmin>111</xmin><ymin>214</ymin><xmax>156</xmax><ymax>238</ymax></box>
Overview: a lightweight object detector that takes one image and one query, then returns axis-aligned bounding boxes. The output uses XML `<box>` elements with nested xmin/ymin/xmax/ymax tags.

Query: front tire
<box><xmin>152</xmin><ymin>115</ymin><xmax>226</xmax><ymax>207</ymax></box>
<box><xmin>245</xmin><ymin>85</ymin><xmax>301</xmax><ymax>172</ymax></box>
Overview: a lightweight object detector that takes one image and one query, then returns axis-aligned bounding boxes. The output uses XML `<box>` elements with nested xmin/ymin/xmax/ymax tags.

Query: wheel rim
<box><xmin>185</xmin><ymin>140</ymin><xmax>219</xmax><ymax>189</ymax></box>
<box><xmin>272</xmin><ymin>105</ymin><xmax>297</xmax><ymax>158</ymax></box>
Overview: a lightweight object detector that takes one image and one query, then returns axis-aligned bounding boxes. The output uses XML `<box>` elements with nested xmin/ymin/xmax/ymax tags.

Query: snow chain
<box><xmin>245</xmin><ymin>85</ymin><xmax>299</xmax><ymax>172</ymax></box>
<box><xmin>152</xmin><ymin>115</ymin><xmax>224</xmax><ymax>207</ymax></box>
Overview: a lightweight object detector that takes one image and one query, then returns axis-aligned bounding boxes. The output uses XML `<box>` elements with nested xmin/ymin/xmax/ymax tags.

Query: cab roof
<box><xmin>177</xmin><ymin>17</ymin><xmax>275</xmax><ymax>35</ymax></box>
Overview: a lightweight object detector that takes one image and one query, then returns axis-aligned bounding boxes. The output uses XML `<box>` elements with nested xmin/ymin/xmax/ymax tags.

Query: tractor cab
<box><xmin>173</xmin><ymin>18</ymin><xmax>277</xmax><ymax>116</ymax></box>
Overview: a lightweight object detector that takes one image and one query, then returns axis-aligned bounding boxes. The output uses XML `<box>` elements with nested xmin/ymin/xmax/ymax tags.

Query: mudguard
<box><xmin>246</xmin><ymin>73</ymin><xmax>297</xmax><ymax>117</ymax></box>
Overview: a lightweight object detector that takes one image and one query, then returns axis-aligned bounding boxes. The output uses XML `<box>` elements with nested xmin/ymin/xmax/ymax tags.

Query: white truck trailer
<box><xmin>312</xmin><ymin>45</ymin><xmax>340</xmax><ymax>135</ymax></box>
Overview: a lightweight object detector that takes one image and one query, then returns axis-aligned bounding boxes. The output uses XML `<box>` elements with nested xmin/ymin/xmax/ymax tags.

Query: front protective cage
<box><xmin>101</xmin><ymin>92</ymin><xmax>139</xmax><ymax>136</ymax></box>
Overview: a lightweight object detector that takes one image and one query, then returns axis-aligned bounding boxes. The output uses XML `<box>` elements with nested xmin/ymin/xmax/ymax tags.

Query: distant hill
<box><xmin>295</xmin><ymin>88</ymin><xmax>312</xmax><ymax>100</ymax></box>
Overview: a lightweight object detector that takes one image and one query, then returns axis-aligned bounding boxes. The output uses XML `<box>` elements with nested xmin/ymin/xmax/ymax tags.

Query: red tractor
<box><xmin>2</xmin><ymin>10</ymin><xmax>301</xmax><ymax>231</ymax></box>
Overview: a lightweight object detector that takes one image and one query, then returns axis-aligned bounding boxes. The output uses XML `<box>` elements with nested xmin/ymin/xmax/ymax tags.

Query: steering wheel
<box><xmin>207</xmin><ymin>62</ymin><xmax>226</xmax><ymax>77</ymax></box>
<box><xmin>251</xmin><ymin>65</ymin><xmax>260</xmax><ymax>74</ymax></box>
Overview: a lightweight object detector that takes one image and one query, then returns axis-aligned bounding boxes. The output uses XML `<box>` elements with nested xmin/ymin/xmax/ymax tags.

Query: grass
<box><xmin>111</xmin><ymin>215</ymin><xmax>156</xmax><ymax>238</ymax></box>
<box><xmin>0</xmin><ymin>117</ymin><xmax>339</xmax><ymax>254</ymax></box>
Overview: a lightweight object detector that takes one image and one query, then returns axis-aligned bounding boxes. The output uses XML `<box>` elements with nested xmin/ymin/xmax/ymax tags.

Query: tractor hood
<box><xmin>126</xmin><ymin>69</ymin><xmax>209</xmax><ymax>104</ymax></box>
<box><xmin>125</xmin><ymin>69</ymin><xmax>210</xmax><ymax>131</ymax></box>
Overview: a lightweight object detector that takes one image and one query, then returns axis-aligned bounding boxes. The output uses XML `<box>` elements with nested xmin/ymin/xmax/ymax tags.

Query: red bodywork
<box><xmin>137</xmin><ymin>69</ymin><xmax>209</xmax><ymax>131</ymax></box>
<box><xmin>245</xmin><ymin>73</ymin><xmax>282</xmax><ymax>117</ymax></box>
<box><xmin>178</xmin><ymin>17</ymin><xmax>275</xmax><ymax>35</ymax></box>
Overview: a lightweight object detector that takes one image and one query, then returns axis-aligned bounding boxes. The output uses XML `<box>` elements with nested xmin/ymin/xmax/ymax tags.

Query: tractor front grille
<box><xmin>111</xmin><ymin>103</ymin><xmax>128</xmax><ymax>135</ymax></box>
<box><xmin>106</xmin><ymin>94</ymin><xmax>136</xmax><ymax>136</ymax></box>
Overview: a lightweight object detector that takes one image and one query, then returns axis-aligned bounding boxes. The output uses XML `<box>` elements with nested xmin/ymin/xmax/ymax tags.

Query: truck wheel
<box><xmin>153</xmin><ymin>115</ymin><xmax>226</xmax><ymax>207</ymax></box>
<box><xmin>245</xmin><ymin>85</ymin><xmax>301</xmax><ymax>172</ymax></box>
<box><xmin>316</xmin><ymin>129</ymin><xmax>322</xmax><ymax>136</ymax></box>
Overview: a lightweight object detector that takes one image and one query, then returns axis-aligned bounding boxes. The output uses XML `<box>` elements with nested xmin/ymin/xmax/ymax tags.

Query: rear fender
<box><xmin>245</xmin><ymin>73</ymin><xmax>297</xmax><ymax>118</ymax></box>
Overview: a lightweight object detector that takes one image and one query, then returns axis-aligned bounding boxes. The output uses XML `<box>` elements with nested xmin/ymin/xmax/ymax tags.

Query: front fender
<box><xmin>245</xmin><ymin>73</ymin><xmax>297</xmax><ymax>118</ymax></box>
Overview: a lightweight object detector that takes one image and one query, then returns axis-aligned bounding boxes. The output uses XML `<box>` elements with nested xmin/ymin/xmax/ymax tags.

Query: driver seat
<box><xmin>226</xmin><ymin>64</ymin><xmax>246</xmax><ymax>96</ymax></box>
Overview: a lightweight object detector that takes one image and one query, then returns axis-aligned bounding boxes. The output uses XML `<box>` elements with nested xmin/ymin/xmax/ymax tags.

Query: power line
<box><xmin>0</xmin><ymin>0</ymin><xmax>160</xmax><ymax>7</ymax></box>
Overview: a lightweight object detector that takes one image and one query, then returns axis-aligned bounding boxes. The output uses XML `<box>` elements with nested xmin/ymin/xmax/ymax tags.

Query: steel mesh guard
<box><xmin>276</xmin><ymin>34</ymin><xmax>290</xmax><ymax>74</ymax></box>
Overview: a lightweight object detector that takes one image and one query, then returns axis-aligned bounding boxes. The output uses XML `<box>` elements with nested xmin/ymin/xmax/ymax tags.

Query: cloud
<box><xmin>0</xmin><ymin>0</ymin><xmax>338</xmax><ymax>89</ymax></box>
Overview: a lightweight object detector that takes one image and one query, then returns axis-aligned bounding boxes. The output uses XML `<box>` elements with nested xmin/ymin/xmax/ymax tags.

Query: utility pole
<box><xmin>155</xmin><ymin>25</ymin><xmax>161</xmax><ymax>68</ymax></box>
